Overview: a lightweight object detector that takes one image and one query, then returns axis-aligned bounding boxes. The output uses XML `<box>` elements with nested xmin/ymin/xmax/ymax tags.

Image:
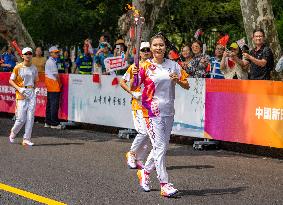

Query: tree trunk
<box><xmin>118</xmin><ymin>0</ymin><xmax>167</xmax><ymax>42</ymax></box>
<box><xmin>240</xmin><ymin>0</ymin><xmax>281</xmax><ymax>61</ymax></box>
<box><xmin>0</xmin><ymin>0</ymin><xmax>35</xmax><ymax>49</ymax></box>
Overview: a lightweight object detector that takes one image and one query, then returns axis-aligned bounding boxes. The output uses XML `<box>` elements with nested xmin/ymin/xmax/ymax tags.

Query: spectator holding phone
<box><xmin>220</xmin><ymin>42</ymin><xmax>248</xmax><ymax>79</ymax></box>
<box><xmin>94</xmin><ymin>41</ymin><xmax>113</xmax><ymax>74</ymax></box>
<box><xmin>186</xmin><ymin>40</ymin><xmax>210</xmax><ymax>78</ymax></box>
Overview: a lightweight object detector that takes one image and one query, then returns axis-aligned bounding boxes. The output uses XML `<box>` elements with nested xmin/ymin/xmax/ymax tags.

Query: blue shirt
<box><xmin>2</xmin><ymin>52</ymin><xmax>16</xmax><ymax>72</ymax></box>
<box><xmin>94</xmin><ymin>53</ymin><xmax>113</xmax><ymax>73</ymax></box>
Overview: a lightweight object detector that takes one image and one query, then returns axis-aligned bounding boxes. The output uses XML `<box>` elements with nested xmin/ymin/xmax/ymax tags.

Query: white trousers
<box><xmin>11</xmin><ymin>90</ymin><xmax>36</xmax><ymax>140</ymax></box>
<box><xmin>130</xmin><ymin>110</ymin><xmax>150</xmax><ymax>161</ymax></box>
<box><xmin>144</xmin><ymin>116</ymin><xmax>174</xmax><ymax>183</ymax></box>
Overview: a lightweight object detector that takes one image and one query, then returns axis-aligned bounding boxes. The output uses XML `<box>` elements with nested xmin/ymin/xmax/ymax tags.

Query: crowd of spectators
<box><xmin>0</xmin><ymin>28</ymin><xmax>282</xmax><ymax>80</ymax></box>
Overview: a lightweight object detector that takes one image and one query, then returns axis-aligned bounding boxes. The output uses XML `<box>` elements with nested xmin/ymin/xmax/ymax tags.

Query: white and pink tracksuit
<box><xmin>138</xmin><ymin>59</ymin><xmax>187</xmax><ymax>183</ymax></box>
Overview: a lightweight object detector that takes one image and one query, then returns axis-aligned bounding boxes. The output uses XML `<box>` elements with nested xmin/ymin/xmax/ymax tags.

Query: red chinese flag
<box><xmin>227</xmin><ymin>58</ymin><xmax>235</xmax><ymax>68</ymax></box>
<box><xmin>93</xmin><ymin>73</ymin><xmax>100</xmax><ymax>84</ymax></box>
<box><xmin>206</xmin><ymin>63</ymin><xmax>211</xmax><ymax>72</ymax></box>
<box><xmin>169</xmin><ymin>50</ymin><xmax>180</xmax><ymax>60</ymax></box>
<box><xmin>112</xmin><ymin>77</ymin><xmax>119</xmax><ymax>86</ymax></box>
<box><xmin>217</xmin><ymin>34</ymin><xmax>229</xmax><ymax>47</ymax></box>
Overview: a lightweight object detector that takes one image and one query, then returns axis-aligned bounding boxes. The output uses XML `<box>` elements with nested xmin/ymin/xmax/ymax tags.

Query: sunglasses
<box><xmin>23</xmin><ymin>52</ymin><xmax>33</xmax><ymax>56</ymax></box>
<box><xmin>141</xmin><ymin>48</ymin><xmax>150</xmax><ymax>52</ymax></box>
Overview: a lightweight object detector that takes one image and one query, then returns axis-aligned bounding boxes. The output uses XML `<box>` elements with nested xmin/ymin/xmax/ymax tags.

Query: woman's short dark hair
<box><xmin>191</xmin><ymin>40</ymin><xmax>203</xmax><ymax>48</ymax></box>
<box><xmin>253</xmin><ymin>28</ymin><xmax>265</xmax><ymax>37</ymax></box>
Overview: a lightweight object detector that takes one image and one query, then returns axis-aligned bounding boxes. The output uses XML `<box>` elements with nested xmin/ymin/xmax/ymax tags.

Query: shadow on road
<box><xmin>167</xmin><ymin>165</ymin><xmax>214</xmax><ymax>170</ymax></box>
<box><xmin>34</xmin><ymin>142</ymin><xmax>85</xmax><ymax>146</ymax></box>
<box><xmin>178</xmin><ymin>186</ymin><xmax>247</xmax><ymax>197</ymax></box>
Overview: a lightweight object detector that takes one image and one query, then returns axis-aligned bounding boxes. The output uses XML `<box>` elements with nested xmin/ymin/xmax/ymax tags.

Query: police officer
<box><xmin>74</xmin><ymin>43</ymin><xmax>93</xmax><ymax>74</ymax></box>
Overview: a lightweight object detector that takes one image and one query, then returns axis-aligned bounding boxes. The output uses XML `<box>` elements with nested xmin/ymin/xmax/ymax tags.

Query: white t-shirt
<box><xmin>10</xmin><ymin>63</ymin><xmax>38</xmax><ymax>87</ymax></box>
<box><xmin>45</xmin><ymin>57</ymin><xmax>58</xmax><ymax>80</ymax></box>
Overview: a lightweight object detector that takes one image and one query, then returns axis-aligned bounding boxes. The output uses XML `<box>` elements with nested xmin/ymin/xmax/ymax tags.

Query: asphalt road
<box><xmin>0</xmin><ymin>117</ymin><xmax>282</xmax><ymax>205</ymax></box>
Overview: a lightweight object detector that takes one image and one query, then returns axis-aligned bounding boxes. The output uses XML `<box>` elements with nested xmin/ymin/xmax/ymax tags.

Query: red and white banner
<box><xmin>104</xmin><ymin>56</ymin><xmax>128</xmax><ymax>73</ymax></box>
<box><xmin>0</xmin><ymin>72</ymin><xmax>68</xmax><ymax>120</ymax></box>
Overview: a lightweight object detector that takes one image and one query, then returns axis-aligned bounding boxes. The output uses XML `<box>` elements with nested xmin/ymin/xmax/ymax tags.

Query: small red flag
<box><xmin>227</xmin><ymin>58</ymin><xmax>235</xmax><ymax>68</ymax></box>
<box><xmin>217</xmin><ymin>34</ymin><xmax>229</xmax><ymax>47</ymax></box>
<box><xmin>112</xmin><ymin>77</ymin><xmax>119</xmax><ymax>86</ymax></box>
<box><xmin>169</xmin><ymin>50</ymin><xmax>179</xmax><ymax>60</ymax></box>
<box><xmin>93</xmin><ymin>73</ymin><xmax>100</xmax><ymax>83</ymax></box>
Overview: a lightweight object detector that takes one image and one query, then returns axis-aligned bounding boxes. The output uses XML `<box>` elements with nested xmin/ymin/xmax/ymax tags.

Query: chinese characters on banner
<box><xmin>255</xmin><ymin>107</ymin><xmax>283</xmax><ymax>120</ymax></box>
<box><xmin>93</xmin><ymin>95</ymin><xmax>126</xmax><ymax>106</ymax></box>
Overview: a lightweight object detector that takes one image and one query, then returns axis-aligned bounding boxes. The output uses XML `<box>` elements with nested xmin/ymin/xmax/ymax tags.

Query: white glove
<box><xmin>23</xmin><ymin>89</ymin><xmax>33</xmax><ymax>99</ymax></box>
<box><xmin>18</xmin><ymin>87</ymin><xmax>26</xmax><ymax>94</ymax></box>
<box><xmin>35</xmin><ymin>88</ymin><xmax>40</xmax><ymax>95</ymax></box>
<box><xmin>132</xmin><ymin>92</ymin><xmax>142</xmax><ymax>100</ymax></box>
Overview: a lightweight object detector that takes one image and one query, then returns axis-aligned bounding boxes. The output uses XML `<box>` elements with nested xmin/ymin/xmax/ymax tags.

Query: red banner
<box><xmin>0</xmin><ymin>72</ymin><xmax>68</xmax><ymax>120</ymax></box>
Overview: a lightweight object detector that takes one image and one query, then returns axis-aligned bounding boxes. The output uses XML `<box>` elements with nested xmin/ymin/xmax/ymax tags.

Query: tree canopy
<box><xmin>14</xmin><ymin>0</ymin><xmax>283</xmax><ymax>50</ymax></box>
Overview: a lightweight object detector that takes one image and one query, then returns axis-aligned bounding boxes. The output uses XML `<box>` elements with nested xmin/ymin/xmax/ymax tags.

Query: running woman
<box><xmin>131</xmin><ymin>34</ymin><xmax>189</xmax><ymax>197</ymax></box>
<box><xmin>9</xmin><ymin>47</ymin><xmax>39</xmax><ymax>146</ymax></box>
<box><xmin>120</xmin><ymin>42</ymin><xmax>152</xmax><ymax>169</ymax></box>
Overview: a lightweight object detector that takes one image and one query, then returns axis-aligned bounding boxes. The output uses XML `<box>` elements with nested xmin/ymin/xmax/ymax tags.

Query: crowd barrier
<box><xmin>0</xmin><ymin>72</ymin><xmax>282</xmax><ymax>148</ymax></box>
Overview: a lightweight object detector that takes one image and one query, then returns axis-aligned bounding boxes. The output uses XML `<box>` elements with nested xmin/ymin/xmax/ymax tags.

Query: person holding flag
<box><xmin>120</xmin><ymin>42</ymin><xmax>151</xmax><ymax>169</ymax></box>
<box><xmin>131</xmin><ymin>34</ymin><xmax>189</xmax><ymax>197</ymax></box>
<box><xmin>220</xmin><ymin>42</ymin><xmax>248</xmax><ymax>79</ymax></box>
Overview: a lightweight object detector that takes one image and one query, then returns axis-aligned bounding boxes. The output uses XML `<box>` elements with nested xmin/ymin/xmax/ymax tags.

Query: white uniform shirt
<box><xmin>45</xmin><ymin>57</ymin><xmax>58</xmax><ymax>80</ymax></box>
<box><xmin>139</xmin><ymin>59</ymin><xmax>186</xmax><ymax>117</ymax></box>
<box><xmin>10</xmin><ymin>64</ymin><xmax>38</xmax><ymax>87</ymax></box>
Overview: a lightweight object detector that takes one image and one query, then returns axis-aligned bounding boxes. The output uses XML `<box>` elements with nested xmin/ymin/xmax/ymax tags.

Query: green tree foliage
<box><xmin>16</xmin><ymin>0</ymin><xmax>283</xmax><ymax>51</ymax></box>
<box><xmin>154</xmin><ymin>0</ymin><xmax>245</xmax><ymax>49</ymax></box>
<box><xmin>16</xmin><ymin>0</ymin><xmax>130</xmax><ymax>47</ymax></box>
<box><xmin>272</xmin><ymin>0</ymin><xmax>283</xmax><ymax>49</ymax></box>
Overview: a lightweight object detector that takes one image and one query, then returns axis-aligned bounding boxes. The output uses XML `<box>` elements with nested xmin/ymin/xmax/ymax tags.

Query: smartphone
<box><xmin>116</xmin><ymin>45</ymin><xmax>121</xmax><ymax>51</ymax></box>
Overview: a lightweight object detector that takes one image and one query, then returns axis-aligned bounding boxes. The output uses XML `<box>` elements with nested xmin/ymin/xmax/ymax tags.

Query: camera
<box><xmin>116</xmin><ymin>45</ymin><xmax>121</xmax><ymax>51</ymax></box>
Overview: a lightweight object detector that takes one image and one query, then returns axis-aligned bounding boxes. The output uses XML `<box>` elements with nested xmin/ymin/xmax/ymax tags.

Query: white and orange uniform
<box><xmin>10</xmin><ymin>63</ymin><xmax>38</xmax><ymax>140</ymax></box>
<box><xmin>122</xmin><ymin>65</ymin><xmax>149</xmax><ymax>161</ymax></box>
<box><xmin>138</xmin><ymin>59</ymin><xmax>188</xmax><ymax>183</ymax></box>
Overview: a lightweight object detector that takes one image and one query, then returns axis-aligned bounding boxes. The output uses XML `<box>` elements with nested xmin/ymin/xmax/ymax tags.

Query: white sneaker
<box><xmin>9</xmin><ymin>132</ymin><xmax>16</xmax><ymax>143</ymax></box>
<box><xmin>137</xmin><ymin>169</ymin><xmax>150</xmax><ymax>192</ymax></box>
<box><xmin>51</xmin><ymin>124</ymin><xmax>63</xmax><ymax>129</ymax></box>
<box><xmin>160</xmin><ymin>183</ymin><xmax>178</xmax><ymax>197</ymax></box>
<box><xmin>44</xmin><ymin>123</ymin><xmax>51</xmax><ymax>128</ymax></box>
<box><xmin>126</xmin><ymin>151</ymin><xmax>137</xmax><ymax>169</ymax></box>
<box><xmin>22</xmin><ymin>139</ymin><xmax>34</xmax><ymax>146</ymax></box>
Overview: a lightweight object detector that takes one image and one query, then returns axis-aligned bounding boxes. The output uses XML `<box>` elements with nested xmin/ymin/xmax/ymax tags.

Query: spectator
<box><xmin>56</xmin><ymin>50</ymin><xmax>66</xmax><ymax>74</ymax></box>
<box><xmin>32</xmin><ymin>47</ymin><xmax>46</xmax><ymax>73</ymax></box>
<box><xmin>243</xmin><ymin>28</ymin><xmax>274</xmax><ymax>80</ymax></box>
<box><xmin>62</xmin><ymin>50</ymin><xmax>72</xmax><ymax>73</ymax></box>
<box><xmin>187</xmin><ymin>40</ymin><xmax>210</xmax><ymax>78</ymax></box>
<box><xmin>94</xmin><ymin>41</ymin><xmax>113</xmax><ymax>74</ymax></box>
<box><xmin>209</xmin><ymin>44</ymin><xmax>225</xmax><ymax>79</ymax></box>
<box><xmin>44</xmin><ymin>46</ymin><xmax>62</xmax><ymax>129</ymax></box>
<box><xmin>74</xmin><ymin>43</ymin><xmax>93</xmax><ymax>74</ymax></box>
<box><xmin>180</xmin><ymin>44</ymin><xmax>192</xmax><ymax>70</ymax></box>
<box><xmin>0</xmin><ymin>46</ymin><xmax>16</xmax><ymax>72</ymax></box>
<box><xmin>220</xmin><ymin>43</ymin><xmax>248</xmax><ymax>79</ymax></box>
<box><xmin>93</xmin><ymin>33</ymin><xmax>110</xmax><ymax>55</ymax></box>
